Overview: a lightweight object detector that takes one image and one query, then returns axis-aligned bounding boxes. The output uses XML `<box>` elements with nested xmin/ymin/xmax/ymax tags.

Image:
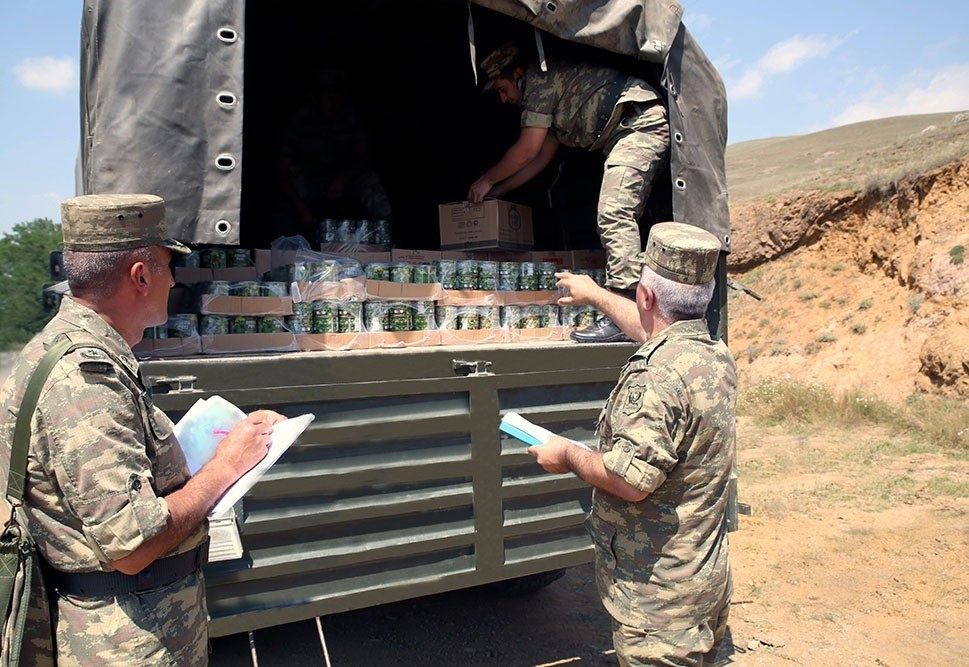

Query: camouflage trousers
<box><xmin>611</xmin><ymin>602</ymin><xmax>730</xmax><ymax>667</ymax></box>
<box><xmin>598</xmin><ymin>101</ymin><xmax>670</xmax><ymax>290</ymax></box>
<box><xmin>52</xmin><ymin>570</ymin><xmax>208</xmax><ymax>666</ymax></box>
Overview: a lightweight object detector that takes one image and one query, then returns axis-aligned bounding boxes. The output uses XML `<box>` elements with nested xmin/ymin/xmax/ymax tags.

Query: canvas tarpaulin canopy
<box><xmin>80</xmin><ymin>0</ymin><xmax>246</xmax><ymax>245</ymax></box>
<box><xmin>468</xmin><ymin>0</ymin><xmax>731</xmax><ymax>249</ymax></box>
<box><xmin>78</xmin><ymin>0</ymin><xmax>728</xmax><ymax>248</ymax></box>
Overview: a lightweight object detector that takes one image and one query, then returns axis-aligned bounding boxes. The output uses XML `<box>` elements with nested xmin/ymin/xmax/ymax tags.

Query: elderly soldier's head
<box><xmin>636</xmin><ymin>222</ymin><xmax>721</xmax><ymax>333</ymax></box>
<box><xmin>61</xmin><ymin>194</ymin><xmax>190</xmax><ymax>335</ymax></box>
<box><xmin>480</xmin><ymin>41</ymin><xmax>526</xmax><ymax>105</ymax></box>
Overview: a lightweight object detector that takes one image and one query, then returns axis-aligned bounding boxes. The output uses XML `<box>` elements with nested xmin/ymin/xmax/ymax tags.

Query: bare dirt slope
<box><xmin>726</xmin><ymin>112</ymin><xmax>969</xmax><ymax>402</ymax></box>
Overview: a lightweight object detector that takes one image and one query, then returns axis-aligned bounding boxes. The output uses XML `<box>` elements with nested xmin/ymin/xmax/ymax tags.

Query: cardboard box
<box><xmin>486</xmin><ymin>250</ymin><xmax>533</xmax><ymax>263</ymax></box>
<box><xmin>438</xmin><ymin>199</ymin><xmax>533</xmax><ymax>251</ymax></box>
<box><xmin>570</xmin><ymin>249</ymin><xmax>607</xmax><ymax>271</ymax></box>
<box><xmin>133</xmin><ymin>336</ymin><xmax>202</xmax><ymax>358</ymax></box>
<box><xmin>530</xmin><ymin>251</ymin><xmax>571</xmax><ymax>268</ymax></box>
<box><xmin>367</xmin><ymin>330</ymin><xmax>442</xmax><ymax>349</ymax></box>
<box><xmin>296</xmin><ymin>332</ymin><xmax>369</xmax><ymax>352</ymax></box>
<box><xmin>290</xmin><ymin>277</ymin><xmax>367</xmax><ymax>303</ymax></box>
<box><xmin>437</xmin><ymin>290</ymin><xmax>501</xmax><ymax>307</ymax></box>
<box><xmin>507</xmin><ymin>327</ymin><xmax>568</xmax><ymax>343</ymax></box>
<box><xmin>198</xmin><ymin>295</ymin><xmax>294</xmax><ymax>316</ymax></box>
<box><xmin>365</xmin><ymin>280</ymin><xmax>444</xmax><ymax>301</ymax></box>
<box><xmin>437</xmin><ymin>289</ymin><xmax>557</xmax><ymax>306</ymax></box>
<box><xmin>390</xmin><ymin>249</ymin><xmax>443</xmax><ymax>264</ymax></box>
<box><xmin>440</xmin><ymin>250</ymin><xmax>491</xmax><ymax>261</ymax></box>
<box><xmin>439</xmin><ymin>328</ymin><xmax>508</xmax><ymax>346</ymax></box>
<box><xmin>200</xmin><ymin>333</ymin><xmax>300</xmax><ymax>355</ymax></box>
<box><xmin>497</xmin><ymin>290</ymin><xmax>560</xmax><ymax>306</ymax></box>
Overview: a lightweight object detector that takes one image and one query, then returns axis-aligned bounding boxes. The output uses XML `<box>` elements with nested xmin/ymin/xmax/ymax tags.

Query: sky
<box><xmin>1</xmin><ymin>1</ymin><xmax>968</xmax><ymax>236</ymax></box>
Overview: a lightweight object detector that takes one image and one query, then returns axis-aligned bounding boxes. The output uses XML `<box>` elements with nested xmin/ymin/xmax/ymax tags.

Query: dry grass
<box><xmin>738</xmin><ymin>380</ymin><xmax>969</xmax><ymax>452</ymax></box>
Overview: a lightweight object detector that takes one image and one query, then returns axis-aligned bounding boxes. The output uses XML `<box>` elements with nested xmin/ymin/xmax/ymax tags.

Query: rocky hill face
<box><xmin>726</xmin><ymin>117</ymin><xmax>968</xmax><ymax>402</ymax></box>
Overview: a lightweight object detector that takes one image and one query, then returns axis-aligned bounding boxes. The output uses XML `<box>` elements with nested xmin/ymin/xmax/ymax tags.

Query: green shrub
<box><xmin>950</xmin><ymin>245</ymin><xmax>965</xmax><ymax>265</ymax></box>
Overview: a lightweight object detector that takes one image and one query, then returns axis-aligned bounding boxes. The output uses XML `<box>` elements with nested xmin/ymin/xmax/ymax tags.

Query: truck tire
<box><xmin>479</xmin><ymin>569</ymin><xmax>568</xmax><ymax>597</ymax></box>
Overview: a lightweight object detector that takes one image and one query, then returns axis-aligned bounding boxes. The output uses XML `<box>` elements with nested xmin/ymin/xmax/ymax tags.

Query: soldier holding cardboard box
<box><xmin>468</xmin><ymin>41</ymin><xmax>670</xmax><ymax>343</ymax></box>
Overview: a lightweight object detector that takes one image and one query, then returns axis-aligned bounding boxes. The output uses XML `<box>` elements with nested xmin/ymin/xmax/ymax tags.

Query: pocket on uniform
<box><xmin>147</xmin><ymin>404</ymin><xmax>174</xmax><ymax>442</ymax></box>
<box><xmin>585</xmin><ymin>513</ymin><xmax>619</xmax><ymax>578</ymax></box>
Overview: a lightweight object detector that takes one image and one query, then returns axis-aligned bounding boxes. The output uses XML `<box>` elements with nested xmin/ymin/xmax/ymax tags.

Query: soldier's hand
<box><xmin>215</xmin><ymin>410</ymin><xmax>287</xmax><ymax>477</ymax></box>
<box><xmin>555</xmin><ymin>271</ymin><xmax>599</xmax><ymax>306</ymax></box>
<box><xmin>527</xmin><ymin>436</ymin><xmax>572</xmax><ymax>475</ymax></box>
<box><xmin>468</xmin><ymin>177</ymin><xmax>493</xmax><ymax>204</ymax></box>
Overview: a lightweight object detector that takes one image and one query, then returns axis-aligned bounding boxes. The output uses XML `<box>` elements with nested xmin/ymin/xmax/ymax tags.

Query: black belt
<box><xmin>594</xmin><ymin>75</ymin><xmax>632</xmax><ymax>138</ymax></box>
<box><xmin>48</xmin><ymin>541</ymin><xmax>208</xmax><ymax>597</ymax></box>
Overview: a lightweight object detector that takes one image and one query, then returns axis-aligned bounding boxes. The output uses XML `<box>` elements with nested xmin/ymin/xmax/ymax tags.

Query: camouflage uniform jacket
<box><xmin>588</xmin><ymin>318</ymin><xmax>737</xmax><ymax>629</ymax></box>
<box><xmin>0</xmin><ymin>296</ymin><xmax>206</xmax><ymax>572</ymax></box>
<box><xmin>520</xmin><ymin>59</ymin><xmax>661</xmax><ymax>151</ymax></box>
<box><xmin>0</xmin><ymin>297</ymin><xmax>209</xmax><ymax>663</ymax></box>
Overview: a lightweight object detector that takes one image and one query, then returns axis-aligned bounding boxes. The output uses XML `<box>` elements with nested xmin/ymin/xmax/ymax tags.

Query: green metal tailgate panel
<box><xmin>142</xmin><ymin>342</ymin><xmax>633</xmax><ymax>636</ymax></box>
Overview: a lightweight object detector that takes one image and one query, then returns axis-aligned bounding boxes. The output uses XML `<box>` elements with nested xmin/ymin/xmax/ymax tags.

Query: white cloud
<box><xmin>731</xmin><ymin>70</ymin><xmax>764</xmax><ymax>100</ymax></box>
<box><xmin>728</xmin><ymin>33</ymin><xmax>848</xmax><ymax>100</ymax></box>
<box><xmin>832</xmin><ymin>64</ymin><xmax>969</xmax><ymax>126</ymax></box>
<box><xmin>758</xmin><ymin>35</ymin><xmax>843</xmax><ymax>74</ymax></box>
<box><xmin>13</xmin><ymin>56</ymin><xmax>76</xmax><ymax>94</ymax></box>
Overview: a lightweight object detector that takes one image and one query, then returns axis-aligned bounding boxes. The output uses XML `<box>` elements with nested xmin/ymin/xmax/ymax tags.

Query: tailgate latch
<box><xmin>149</xmin><ymin>375</ymin><xmax>198</xmax><ymax>394</ymax></box>
<box><xmin>452</xmin><ymin>359</ymin><xmax>493</xmax><ymax>376</ymax></box>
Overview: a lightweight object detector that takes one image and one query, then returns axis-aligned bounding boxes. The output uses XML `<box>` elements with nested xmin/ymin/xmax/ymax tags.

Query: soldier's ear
<box><xmin>636</xmin><ymin>283</ymin><xmax>654</xmax><ymax>312</ymax></box>
<box><xmin>130</xmin><ymin>260</ymin><xmax>150</xmax><ymax>295</ymax></box>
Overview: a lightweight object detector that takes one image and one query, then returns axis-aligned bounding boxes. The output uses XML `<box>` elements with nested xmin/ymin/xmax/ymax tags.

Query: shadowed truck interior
<box><xmin>239</xmin><ymin>1</ymin><xmax>667</xmax><ymax>252</ymax></box>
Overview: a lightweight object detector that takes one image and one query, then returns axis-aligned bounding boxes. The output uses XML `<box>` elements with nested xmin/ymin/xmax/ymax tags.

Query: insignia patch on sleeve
<box><xmin>622</xmin><ymin>383</ymin><xmax>646</xmax><ymax>416</ymax></box>
<box><xmin>77</xmin><ymin>347</ymin><xmax>114</xmax><ymax>375</ymax></box>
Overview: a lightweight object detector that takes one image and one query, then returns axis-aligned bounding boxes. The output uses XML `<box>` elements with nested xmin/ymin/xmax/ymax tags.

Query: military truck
<box><xmin>76</xmin><ymin>0</ymin><xmax>731</xmax><ymax>639</ymax></box>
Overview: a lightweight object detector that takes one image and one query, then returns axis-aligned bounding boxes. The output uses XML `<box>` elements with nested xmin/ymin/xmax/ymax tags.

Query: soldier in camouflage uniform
<box><xmin>0</xmin><ymin>194</ymin><xmax>285</xmax><ymax>665</ymax></box>
<box><xmin>469</xmin><ymin>41</ymin><xmax>670</xmax><ymax>343</ymax></box>
<box><xmin>533</xmin><ymin>222</ymin><xmax>736</xmax><ymax>666</ymax></box>
<box><xmin>276</xmin><ymin>67</ymin><xmax>393</xmax><ymax>243</ymax></box>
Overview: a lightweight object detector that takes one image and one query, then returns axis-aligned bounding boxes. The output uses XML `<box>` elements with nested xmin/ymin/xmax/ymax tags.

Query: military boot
<box><xmin>570</xmin><ymin>288</ymin><xmax>636</xmax><ymax>343</ymax></box>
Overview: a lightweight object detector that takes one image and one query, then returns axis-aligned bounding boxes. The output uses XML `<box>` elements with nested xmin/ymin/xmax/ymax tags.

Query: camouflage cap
<box><xmin>480</xmin><ymin>41</ymin><xmax>521</xmax><ymax>90</ymax></box>
<box><xmin>642</xmin><ymin>222</ymin><xmax>721</xmax><ymax>285</ymax></box>
<box><xmin>61</xmin><ymin>194</ymin><xmax>191</xmax><ymax>254</ymax></box>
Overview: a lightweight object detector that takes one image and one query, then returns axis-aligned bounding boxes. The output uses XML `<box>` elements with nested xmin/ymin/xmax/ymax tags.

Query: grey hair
<box><xmin>64</xmin><ymin>247</ymin><xmax>157</xmax><ymax>300</ymax></box>
<box><xmin>639</xmin><ymin>265</ymin><xmax>715</xmax><ymax>322</ymax></box>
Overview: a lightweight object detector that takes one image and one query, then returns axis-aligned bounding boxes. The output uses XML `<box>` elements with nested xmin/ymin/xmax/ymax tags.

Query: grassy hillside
<box><xmin>726</xmin><ymin>111</ymin><xmax>969</xmax><ymax>204</ymax></box>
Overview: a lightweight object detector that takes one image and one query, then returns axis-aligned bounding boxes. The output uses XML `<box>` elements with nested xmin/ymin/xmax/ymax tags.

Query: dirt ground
<box><xmin>208</xmin><ymin>413</ymin><xmax>969</xmax><ymax>666</ymax></box>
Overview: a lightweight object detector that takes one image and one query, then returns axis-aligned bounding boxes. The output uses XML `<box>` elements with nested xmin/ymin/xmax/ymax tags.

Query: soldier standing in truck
<box><xmin>468</xmin><ymin>41</ymin><xmax>671</xmax><ymax>344</ymax></box>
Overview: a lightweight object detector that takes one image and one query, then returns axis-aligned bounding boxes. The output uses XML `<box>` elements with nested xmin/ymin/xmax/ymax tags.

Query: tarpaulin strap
<box><xmin>534</xmin><ymin>27</ymin><xmax>547</xmax><ymax>72</ymax></box>
<box><xmin>467</xmin><ymin>2</ymin><xmax>478</xmax><ymax>86</ymax></box>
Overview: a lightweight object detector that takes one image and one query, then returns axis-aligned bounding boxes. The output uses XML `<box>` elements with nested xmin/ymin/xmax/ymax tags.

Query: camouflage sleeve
<box><xmin>521</xmin><ymin>65</ymin><xmax>555</xmax><ymax>129</ymax></box>
<box><xmin>602</xmin><ymin>366</ymin><xmax>681</xmax><ymax>494</ymax></box>
<box><xmin>37</xmin><ymin>360</ymin><xmax>170</xmax><ymax>563</ymax></box>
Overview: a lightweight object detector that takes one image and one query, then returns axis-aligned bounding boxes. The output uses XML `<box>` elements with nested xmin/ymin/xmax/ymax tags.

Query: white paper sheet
<box><xmin>499</xmin><ymin>411</ymin><xmax>593</xmax><ymax>451</ymax></box>
<box><xmin>174</xmin><ymin>396</ymin><xmax>247</xmax><ymax>475</ymax></box>
<box><xmin>172</xmin><ymin>395</ymin><xmax>315</xmax><ymax>519</ymax></box>
<box><xmin>209</xmin><ymin>413</ymin><xmax>315</xmax><ymax>518</ymax></box>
